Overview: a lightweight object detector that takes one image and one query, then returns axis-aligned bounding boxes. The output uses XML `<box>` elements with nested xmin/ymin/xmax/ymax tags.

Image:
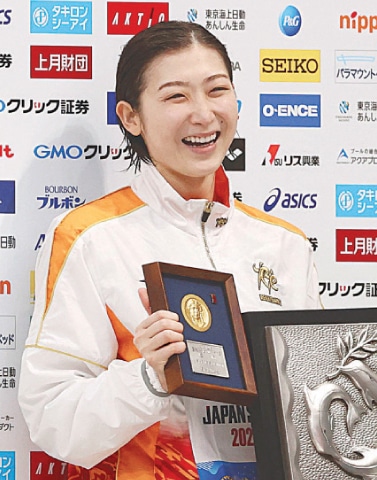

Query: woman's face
<box><xmin>125</xmin><ymin>44</ymin><xmax>238</xmax><ymax>198</ymax></box>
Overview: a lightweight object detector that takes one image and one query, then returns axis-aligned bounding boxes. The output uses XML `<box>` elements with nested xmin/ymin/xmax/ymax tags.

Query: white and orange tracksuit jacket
<box><xmin>18</xmin><ymin>165</ymin><xmax>322</xmax><ymax>480</ymax></box>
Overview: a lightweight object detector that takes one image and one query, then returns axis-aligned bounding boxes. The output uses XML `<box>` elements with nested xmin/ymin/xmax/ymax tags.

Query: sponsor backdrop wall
<box><xmin>1</xmin><ymin>0</ymin><xmax>377</xmax><ymax>478</ymax></box>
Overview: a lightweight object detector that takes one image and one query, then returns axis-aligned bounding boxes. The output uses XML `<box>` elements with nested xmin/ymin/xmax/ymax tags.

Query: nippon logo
<box><xmin>0</xmin><ymin>280</ymin><xmax>11</xmax><ymax>295</ymax></box>
<box><xmin>107</xmin><ymin>2</ymin><xmax>169</xmax><ymax>35</ymax></box>
<box><xmin>340</xmin><ymin>12</ymin><xmax>377</xmax><ymax>33</ymax></box>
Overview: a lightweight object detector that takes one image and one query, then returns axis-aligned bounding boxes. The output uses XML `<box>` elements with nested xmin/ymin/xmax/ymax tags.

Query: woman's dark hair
<box><xmin>115</xmin><ymin>20</ymin><xmax>233</xmax><ymax>170</ymax></box>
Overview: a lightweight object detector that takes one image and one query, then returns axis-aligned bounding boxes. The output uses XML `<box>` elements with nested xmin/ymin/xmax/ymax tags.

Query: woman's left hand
<box><xmin>134</xmin><ymin>288</ymin><xmax>186</xmax><ymax>391</ymax></box>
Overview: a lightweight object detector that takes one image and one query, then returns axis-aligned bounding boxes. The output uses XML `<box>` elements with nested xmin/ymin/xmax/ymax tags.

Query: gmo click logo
<box><xmin>279</xmin><ymin>5</ymin><xmax>302</xmax><ymax>37</ymax></box>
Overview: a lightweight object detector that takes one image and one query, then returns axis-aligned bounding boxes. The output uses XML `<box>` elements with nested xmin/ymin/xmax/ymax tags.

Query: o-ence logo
<box><xmin>260</xmin><ymin>94</ymin><xmax>321</xmax><ymax>127</ymax></box>
<box><xmin>279</xmin><ymin>5</ymin><xmax>302</xmax><ymax>37</ymax></box>
<box><xmin>260</xmin><ymin>50</ymin><xmax>320</xmax><ymax>82</ymax></box>
<box><xmin>263</xmin><ymin>188</ymin><xmax>317</xmax><ymax>212</ymax></box>
<box><xmin>107</xmin><ymin>2</ymin><xmax>169</xmax><ymax>35</ymax></box>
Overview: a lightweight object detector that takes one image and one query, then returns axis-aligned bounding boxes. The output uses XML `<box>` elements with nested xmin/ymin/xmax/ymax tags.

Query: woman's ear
<box><xmin>116</xmin><ymin>101</ymin><xmax>141</xmax><ymax>136</ymax></box>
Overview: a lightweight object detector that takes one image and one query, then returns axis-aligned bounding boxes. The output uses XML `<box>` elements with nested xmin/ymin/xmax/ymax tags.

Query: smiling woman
<box><xmin>116</xmin><ymin>43</ymin><xmax>238</xmax><ymax>200</ymax></box>
<box><xmin>18</xmin><ymin>20</ymin><xmax>322</xmax><ymax>480</ymax></box>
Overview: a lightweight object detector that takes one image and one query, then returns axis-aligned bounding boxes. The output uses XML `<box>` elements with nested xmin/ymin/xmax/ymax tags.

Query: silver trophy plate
<box><xmin>243</xmin><ymin>308</ymin><xmax>377</xmax><ymax>480</ymax></box>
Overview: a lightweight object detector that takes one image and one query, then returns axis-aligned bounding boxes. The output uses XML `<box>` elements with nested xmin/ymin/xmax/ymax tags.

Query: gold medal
<box><xmin>181</xmin><ymin>294</ymin><xmax>212</xmax><ymax>332</ymax></box>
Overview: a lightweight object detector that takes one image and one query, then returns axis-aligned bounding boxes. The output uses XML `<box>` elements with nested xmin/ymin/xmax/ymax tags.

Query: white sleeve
<box><xmin>18</xmin><ymin>218</ymin><xmax>171</xmax><ymax>469</ymax></box>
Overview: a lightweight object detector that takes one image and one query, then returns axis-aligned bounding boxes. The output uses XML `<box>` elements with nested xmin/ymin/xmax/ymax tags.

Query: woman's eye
<box><xmin>211</xmin><ymin>86</ymin><xmax>229</xmax><ymax>94</ymax></box>
<box><xmin>167</xmin><ymin>93</ymin><xmax>185</xmax><ymax>100</ymax></box>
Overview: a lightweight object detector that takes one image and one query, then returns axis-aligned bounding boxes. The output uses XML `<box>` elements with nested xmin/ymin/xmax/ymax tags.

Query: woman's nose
<box><xmin>189</xmin><ymin>97</ymin><xmax>216</xmax><ymax>125</ymax></box>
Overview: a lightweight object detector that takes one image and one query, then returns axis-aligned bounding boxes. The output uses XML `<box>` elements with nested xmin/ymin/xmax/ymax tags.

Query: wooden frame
<box><xmin>143</xmin><ymin>262</ymin><xmax>257</xmax><ymax>405</ymax></box>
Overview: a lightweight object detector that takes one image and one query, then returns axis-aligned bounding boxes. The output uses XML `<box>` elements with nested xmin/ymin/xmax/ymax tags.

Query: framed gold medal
<box><xmin>142</xmin><ymin>261</ymin><xmax>257</xmax><ymax>405</ymax></box>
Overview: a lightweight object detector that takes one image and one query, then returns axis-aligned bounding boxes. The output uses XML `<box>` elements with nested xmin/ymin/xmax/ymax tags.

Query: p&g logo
<box><xmin>279</xmin><ymin>5</ymin><xmax>302</xmax><ymax>37</ymax></box>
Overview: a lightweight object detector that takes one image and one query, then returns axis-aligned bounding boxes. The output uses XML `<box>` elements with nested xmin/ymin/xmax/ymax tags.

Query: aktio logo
<box><xmin>107</xmin><ymin>2</ymin><xmax>169</xmax><ymax>35</ymax></box>
<box><xmin>340</xmin><ymin>12</ymin><xmax>377</xmax><ymax>33</ymax></box>
<box><xmin>30</xmin><ymin>451</ymin><xmax>67</xmax><ymax>479</ymax></box>
<box><xmin>260</xmin><ymin>94</ymin><xmax>321</xmax><ymax>128</ymax></box>
<box><xmin>279</xmin><ymin>5</ymin><xmax>301</xmax><ymax>37</ymax></box>
<box><xmin>264</xmin><ymin>188</ymin><xmax>317</xmax><ymax>212</ymax></box>
<box><xmin>0</xmin><ymin>9</ymin><xmax>12</xmax><ymax>25</ymax></box>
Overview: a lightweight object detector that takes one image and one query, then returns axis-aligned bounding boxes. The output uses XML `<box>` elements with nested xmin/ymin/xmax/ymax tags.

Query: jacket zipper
<box><xmin>201</xmin><ymin>201</ymin><xmax>217</xmax><ymax>270</ymax></box>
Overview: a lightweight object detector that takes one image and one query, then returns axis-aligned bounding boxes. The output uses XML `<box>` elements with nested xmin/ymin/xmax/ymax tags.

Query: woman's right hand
<box><xmin>134</xmin><ymin>288</ymin><xmax>186</xmax><ymax>391</ymax></box>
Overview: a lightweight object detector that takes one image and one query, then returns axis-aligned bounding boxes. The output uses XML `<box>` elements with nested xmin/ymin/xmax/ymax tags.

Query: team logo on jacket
<box><xmin>253</xmin><ymin>261</ymin><xmax>282</xmax><ymax>306</ymax></box>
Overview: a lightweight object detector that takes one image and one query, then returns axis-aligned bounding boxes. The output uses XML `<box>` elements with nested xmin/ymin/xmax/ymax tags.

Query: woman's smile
<box><xmin>129</xmin><ymin>43</ymin><xmax>238</xmax><ymax>199</ymax></box>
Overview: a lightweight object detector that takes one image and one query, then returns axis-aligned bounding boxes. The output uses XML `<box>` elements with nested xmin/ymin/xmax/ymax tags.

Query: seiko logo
<box><xmin>260</xmin><ymin>50</ymin><xmax>321</xmax><ymax>83</ymax></box>
<box><xmin>262</xmin><ymin>57</ymin><xmax>318</xmax><ymax>74</ymax></box>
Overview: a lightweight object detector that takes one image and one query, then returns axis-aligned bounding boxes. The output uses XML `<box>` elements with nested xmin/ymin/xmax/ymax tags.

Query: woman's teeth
<box><xmin>183</xmin><ymin>133</ymin><xmax>217</xmax><ymax>146</ymax></box>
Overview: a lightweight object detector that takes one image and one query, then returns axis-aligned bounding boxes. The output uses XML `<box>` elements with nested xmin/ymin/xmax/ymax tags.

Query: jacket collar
<box><xmin>131</xmin><ymin>165</ymin><xmax>234</xmax><ymax>235</ymax></box>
